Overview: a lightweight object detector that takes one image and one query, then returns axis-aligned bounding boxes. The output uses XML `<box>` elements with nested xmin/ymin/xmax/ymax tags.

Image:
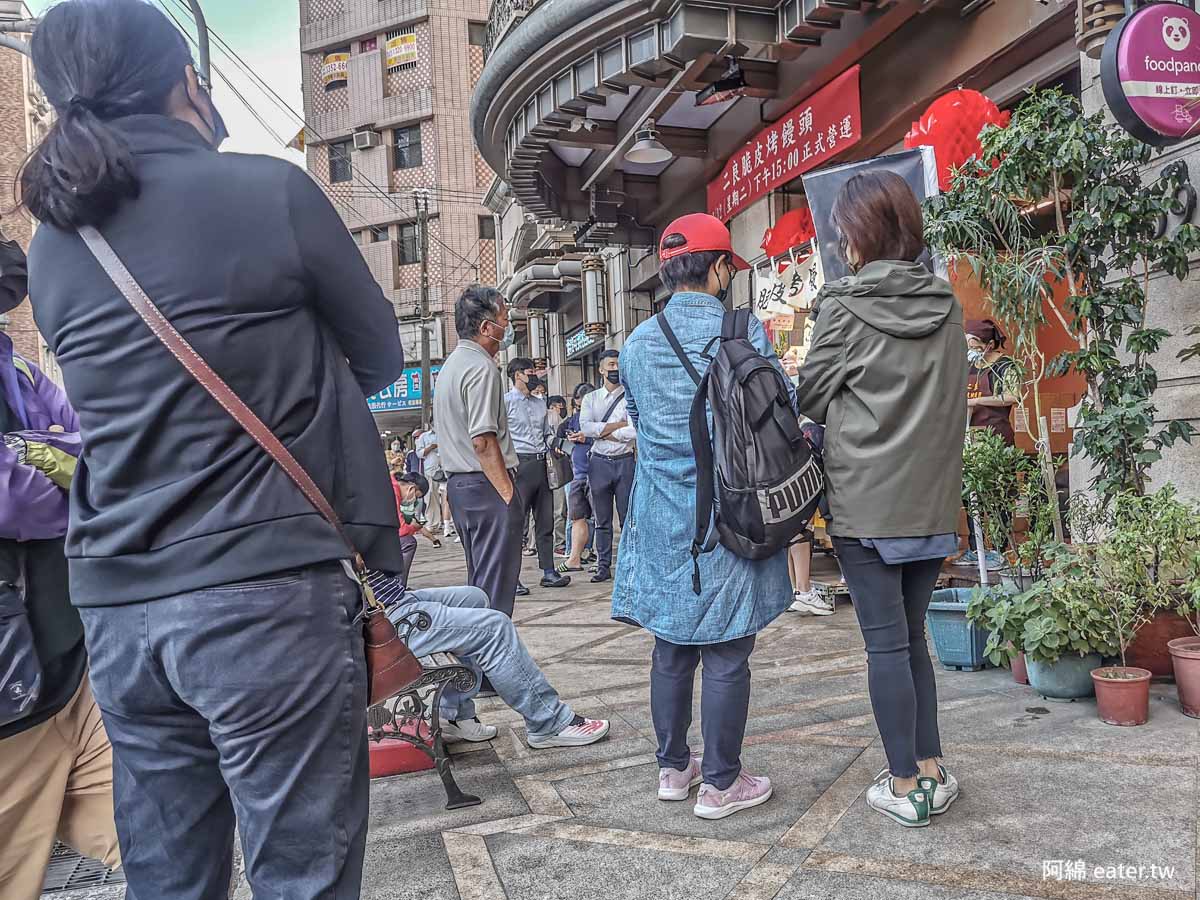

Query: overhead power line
<box><xmin>161</xmin><ymin>0</ymin><xmax>481</xmax><ymax>278</ymax></box>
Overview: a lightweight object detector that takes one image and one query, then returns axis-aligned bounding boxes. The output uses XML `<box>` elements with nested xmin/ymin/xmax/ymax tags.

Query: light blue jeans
<box><xmin>388</xmin><ymin>585</ymin><xmax>576</xmax><ymax>737</ymax></box>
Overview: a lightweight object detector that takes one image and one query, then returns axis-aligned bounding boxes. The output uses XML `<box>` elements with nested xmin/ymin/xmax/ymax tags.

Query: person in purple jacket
<box><xmin>0</xmin><ymin>231</ymin><xmax>119</xmax><ymax>900</ymax></box>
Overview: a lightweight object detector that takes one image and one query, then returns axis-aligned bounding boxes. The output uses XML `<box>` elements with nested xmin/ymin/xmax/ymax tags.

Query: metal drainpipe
<box><xmin>582</xmin><ymin>256</ymin><xmax>607</xmax><ymax>340</ymax></box>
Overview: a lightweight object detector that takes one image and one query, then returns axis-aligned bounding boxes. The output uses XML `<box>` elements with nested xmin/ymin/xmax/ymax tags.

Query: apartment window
<box><xmin>328</xmin><ymin>141</ymin><xmax>352</xmax><ymax>183</ymax></box>
<box><xmin>369</xmin><ymin>225</ymin><xmax>389</xmax><ymax>243</ymax></box>
<box><xmin>468</xmin><ymin>22</ymin><xmax>487</xmax><ymax>47</ymax></box>
<box><xmin>478</xmin><ymin>216</ymin><xmax>496</xmax><ymax>240</ymax></box>
<box><xmin>385</xmin><ymin>26</ymin><xmax>418</xmax><ymax>73</ymax></box>
<box><xmin>393</xmin><ymin>124</ymin><xmax>423</xmax><ymax>170</ymax></box>
<box><xmin>398</xmin><ymin>222</ymin><xmax>421</xmax><ymax>265</ymax></box>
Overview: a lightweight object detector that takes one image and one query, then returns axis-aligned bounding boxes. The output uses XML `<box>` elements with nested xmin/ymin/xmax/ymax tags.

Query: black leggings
<box><xmin>833</xmin><ymin>537</ymin><xmax>944</xmax><ymax>778</ymax></box>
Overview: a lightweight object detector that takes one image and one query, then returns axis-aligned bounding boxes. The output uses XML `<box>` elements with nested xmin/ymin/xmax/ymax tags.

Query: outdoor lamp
<box><xmin>625</xmin><ymin>119</ymin><xmax>673</xmax><ymax>165</ymax></box>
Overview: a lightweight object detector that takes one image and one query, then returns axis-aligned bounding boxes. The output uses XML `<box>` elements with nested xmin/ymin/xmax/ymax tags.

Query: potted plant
<box><xmin>961</xmin><ymin>428</ymin><xmax>1055</xmax><ymax>587</ymax></box>
<box><xmin>1018</xmin><ymin>545</ymin><xmax>1115</xmax><ymax>700</ymax></box>
<box><xmin>1089</xmin><ymin>582</ymin><xmax>1154</xmax><ymax>726</ymax></box>
<box><xmin>1167</xmin><ymin>547</ymin><xmax>1200</xmax><ymax>718</ymax></box>
<box><xmin>1115</xmin><ymin>488</ymin><xmax>1200</xmax><ymax>680</ymax></box>
<box><xmin>967</xmin><ymin>584</ymin><xmax>1040</xmax><ymax>683</ymax></box>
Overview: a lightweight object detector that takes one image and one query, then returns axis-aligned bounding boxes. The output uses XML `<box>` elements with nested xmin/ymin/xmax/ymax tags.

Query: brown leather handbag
<box><xmin>79</xmin><ymin>226</ymin><xmax>423</xmax><ymax>706</ymax></box>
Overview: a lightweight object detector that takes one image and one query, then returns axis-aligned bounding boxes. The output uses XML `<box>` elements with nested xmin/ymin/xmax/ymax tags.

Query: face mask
<box><xmin>715</xmin><ymin>260</ymin><xmax>731</xmax><ymax>305</ymax></box>
<box><xmin>605</xmin><ymin>370</ymin><xmax>621</xmax><ymax>385</ymax></box>
<box><xmin>188</xmin><ymin>80</ymin><xmax>229</xmax><ymax>150</ymax></box>
<box><xmin>527</xmin><ymin>374</ymin><xmax>542</xmax><ymax>392</ymax></box>
<box><xmin>0</xmin><ymin>238</ymin><xmax>28</xmax><ymax>314</ymax></box>
<box><xmin>484</xmin><ymin>319</ymin><xmax>515</xmax><ymax>352</ymax></box>
<box><xmin>967</xmin><ymin>348</ymin><xmax>986</xmax><ymax>367</ymax></box>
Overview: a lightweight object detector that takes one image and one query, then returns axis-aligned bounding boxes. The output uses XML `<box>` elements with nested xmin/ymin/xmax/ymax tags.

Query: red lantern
<box><xmin>761</xmin><ymin>207</ymin><xmax>815</xmax><ymax>267</ymax></box>
<box><xmin>904</xmin><ymin>89</ymin><xmax>1011</xmax><ymax>191</ymax></box>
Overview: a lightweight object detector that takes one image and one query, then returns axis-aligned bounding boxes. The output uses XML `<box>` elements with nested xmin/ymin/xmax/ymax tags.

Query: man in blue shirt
<box><xmin>505</xmin><ymin>358</ymin><xmax>570</xmax><ymax>589</ymax></box>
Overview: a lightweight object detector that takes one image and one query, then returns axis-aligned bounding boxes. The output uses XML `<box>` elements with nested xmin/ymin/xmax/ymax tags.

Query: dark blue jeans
<box><xmin>832</xmin><ymin>538</ymin><xmax>944</xmax><ymax>778</ymax></box>
<box><xmin>79</xmin><ymin>564</ymin><xmax>369</xmax><ymax>900</ymax></box>
<box><xmin>588</xmin><ymin>453</ymin><xmax>634</xmax><ymax>572</ymax></box>
<box><xmin>651</xmin><ymin>635</ymin><xmax>756</xmax><ymax>791</ymax></box>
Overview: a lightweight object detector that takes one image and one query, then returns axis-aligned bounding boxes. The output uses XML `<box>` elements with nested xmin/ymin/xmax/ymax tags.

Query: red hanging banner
<box><xmin>707</xmin><ymin>66</ymin><xmax>862</xmax><ymax>222</ymax></box>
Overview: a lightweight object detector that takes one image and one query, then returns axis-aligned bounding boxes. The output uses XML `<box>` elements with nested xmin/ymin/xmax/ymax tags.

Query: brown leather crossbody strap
<box><xmin>78</xmin><ymin>225</ymin><xmax>366</xmax><ymax>575</ymax></box>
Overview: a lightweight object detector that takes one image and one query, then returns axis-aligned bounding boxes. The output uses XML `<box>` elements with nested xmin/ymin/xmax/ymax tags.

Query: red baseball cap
<box><xmin>659</xmin><ymin>213</ymin><xmax>749</xmax><ymax>271</ymax></box>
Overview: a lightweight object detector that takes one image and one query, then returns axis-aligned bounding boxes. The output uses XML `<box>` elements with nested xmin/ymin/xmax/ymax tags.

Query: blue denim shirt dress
<box><xmin>611</xmin><ymin>291</ymin><xmax>798</xmax><ymax>645</ymax></box>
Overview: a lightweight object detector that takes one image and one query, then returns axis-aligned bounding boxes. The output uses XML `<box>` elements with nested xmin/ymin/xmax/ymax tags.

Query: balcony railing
<box><xmin>483</xmin><ymin>0</ymin><xmax>544</xmax><ymax>60</ymax></box>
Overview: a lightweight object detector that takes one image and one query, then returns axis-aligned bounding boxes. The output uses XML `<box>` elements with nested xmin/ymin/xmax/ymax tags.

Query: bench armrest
<box><xmin>391</xmin><ymin>609</ymin><xmax>433</xmax><ymax>643</ymax></box>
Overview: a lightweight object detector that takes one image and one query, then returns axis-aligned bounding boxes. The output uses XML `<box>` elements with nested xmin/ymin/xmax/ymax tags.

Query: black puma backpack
<box><xmin>657</xmin><ymin>309</ymin><xmax>823</xmax><ymax>594</ymax></box>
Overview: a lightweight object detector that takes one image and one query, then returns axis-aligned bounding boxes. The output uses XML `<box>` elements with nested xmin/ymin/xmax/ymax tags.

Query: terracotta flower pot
<box><xmin>1011</xmin><ymin>650</ymin><xmax>1029</xmax><ymax>685</ymax></box>
<box><xmin>1126</xmin><ymin>612</ymin><xmax>1196</xmax><ymax>681</ymax></box>
<box><xmin>1091</xmin><ymin>666</ymin><xmax>1152</xmax><ymax>726</ymax></box>
<box><xmin>1168</xmin><ymin>637</ymin><xmax>1200</xmax><ymax>719</ymax></box>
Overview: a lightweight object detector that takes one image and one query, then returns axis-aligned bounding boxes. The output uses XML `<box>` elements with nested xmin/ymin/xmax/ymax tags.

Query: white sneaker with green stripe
<box><xmin>866</xmin><ymin>770</ymin><xmax>930</xmax><ymax>828</ymax></box>
<box><xmin>917</xmin><ymin>764</ymin><xmax>959</xmax><ymax>815</ymax></box>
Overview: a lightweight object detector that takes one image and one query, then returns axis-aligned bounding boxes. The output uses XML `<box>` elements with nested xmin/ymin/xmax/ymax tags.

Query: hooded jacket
<box><xmin>794</xmin><ymin>260</ymin><xmax>968</xmax><ymax>538</ymax></box>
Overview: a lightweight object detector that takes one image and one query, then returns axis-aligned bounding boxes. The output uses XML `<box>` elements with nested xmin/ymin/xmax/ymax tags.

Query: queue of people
<box><xmin>1</xmin><ymin>2</ymin><xmax>977</xmax><ymax>897</ymax></box>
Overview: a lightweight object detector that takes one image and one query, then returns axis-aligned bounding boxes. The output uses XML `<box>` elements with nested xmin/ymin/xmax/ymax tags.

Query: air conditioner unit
<box><xmin>353</xmin><ymin>129</ymin><xmax>381</xmax><ymax>150</ymax></box>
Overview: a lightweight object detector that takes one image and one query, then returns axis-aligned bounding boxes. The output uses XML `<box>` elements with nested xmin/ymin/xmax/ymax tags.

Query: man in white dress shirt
<box><xmin>579</xmin><ymin>350</ymin><xmax>636</xmax><ymax>583</ymax></box>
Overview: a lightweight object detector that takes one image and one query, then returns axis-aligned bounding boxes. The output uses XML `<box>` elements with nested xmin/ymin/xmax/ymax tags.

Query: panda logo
<box><xmin>1163</xmin><ymin>16</ymin><xmax>1192</xmax><ymax>53</ymax></box>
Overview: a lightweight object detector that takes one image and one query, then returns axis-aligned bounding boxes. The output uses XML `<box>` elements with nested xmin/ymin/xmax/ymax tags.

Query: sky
<box><xmin>31</xmin><ymin>0</ymin><xmax>305</xmax><ymax>164</ymax></box>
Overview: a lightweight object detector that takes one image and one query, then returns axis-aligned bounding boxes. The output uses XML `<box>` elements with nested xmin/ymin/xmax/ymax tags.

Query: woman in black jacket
<box><xmin>21</xmin><ymin>2</ymin><xmax>405</xmax><ymax>897</ymax></box>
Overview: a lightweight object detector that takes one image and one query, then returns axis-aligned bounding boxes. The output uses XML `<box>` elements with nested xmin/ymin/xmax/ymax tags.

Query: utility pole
<box><xmin>416</xmin><ymin>189</ymin><xmax>432</xmax><ymax>429</ymax></box>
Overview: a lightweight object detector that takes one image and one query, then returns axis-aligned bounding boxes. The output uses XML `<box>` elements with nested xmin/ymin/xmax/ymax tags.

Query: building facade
<box><xmin>0</xmin><ymin>0</ymin><xmax>53</xmax><ymax>375</ymax></box>
<box><xmin>298</xmin><ymin>0</ymin><xmax>499</xmax><ymax>428</ymax></box>
<box><xmin>474</xmin><ymin>0</ymin><xmax>1080</xmax><ymax>392</ymax></box>
<box><xmin>474</xmin><ymin>0</ymin><xmax>1195</xmax><ymax>497</ymax></box>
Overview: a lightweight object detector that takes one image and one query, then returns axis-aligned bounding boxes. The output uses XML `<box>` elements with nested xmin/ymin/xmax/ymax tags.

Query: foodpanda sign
<box><xmin>1103</xmin><ymin>2</ymin><xmax>1200</xmax><ymax>145</ymax></box>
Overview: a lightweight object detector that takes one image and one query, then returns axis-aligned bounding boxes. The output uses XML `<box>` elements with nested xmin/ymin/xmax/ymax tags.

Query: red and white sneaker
<box><xmin>526</xmin><ymin>716</ymin><xmax>610</xmax><ymax>749</ymax></box>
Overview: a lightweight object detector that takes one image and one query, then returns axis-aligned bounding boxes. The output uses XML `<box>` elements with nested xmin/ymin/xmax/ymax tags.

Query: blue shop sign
<box><xmin>368</xmin><ymin>365</ymin><xmax>442</xmax><ymax>412</ymax></box>
<box><xmin>565</xmin><ymin>325</ymin><xmax>606</xmax><ymax>361</ymax></box>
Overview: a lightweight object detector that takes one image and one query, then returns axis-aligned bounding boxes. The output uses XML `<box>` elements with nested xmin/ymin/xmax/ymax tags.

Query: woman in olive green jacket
<box><xmin>795</xmin><ymin>171</ymin><xmax>968</xmax><ymax>830</ymax></box>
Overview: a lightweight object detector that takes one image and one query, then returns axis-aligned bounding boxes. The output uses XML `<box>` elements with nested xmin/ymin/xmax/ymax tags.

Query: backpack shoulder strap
<box><xmin>657</xmin><ymin>313</ymin><xmax>701</xmax><ymax>386</ymax></box>
<box><xmin>687</xmin><ymin>368</ymin><xmax>718</xmax><ymax>595</ymax></box>
<box><xmin>721</xmin><ymin>309</ymin><xmax>751</xmax><ymax>341</ymax></box>
<box><xmin>600</xmin><ymin>389</ymin><xmax>626</xmax><ymax>424</ymax></box>
<box><xmin>726</xmin><ymin>308</ymin><xmax>752</xmax><ymax>342</ymax></box>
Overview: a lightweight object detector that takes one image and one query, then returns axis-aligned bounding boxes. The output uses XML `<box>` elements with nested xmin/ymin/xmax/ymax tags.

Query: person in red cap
<box><xmin>611</xmin><ymin>213</ymin><xmax>796</xmax><ymax>821</ymax></box>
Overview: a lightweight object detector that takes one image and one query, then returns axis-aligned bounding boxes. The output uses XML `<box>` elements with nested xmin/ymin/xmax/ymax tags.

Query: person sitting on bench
<box><xmin>366</xmin><ymin>572</ymin><xmax>610</xmax><ymax>749</ymax></box>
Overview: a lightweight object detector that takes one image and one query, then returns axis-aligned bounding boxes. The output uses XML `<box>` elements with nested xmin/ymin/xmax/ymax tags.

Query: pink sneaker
<box><xmin>694</xmin><ymin>771</ymin><xmax>773</xmax><ymax>820</ymax></box>
<box><xmin>658</xmin><ymin>755</ymin><xmax>703</xmax><ymax>801</ymax></box>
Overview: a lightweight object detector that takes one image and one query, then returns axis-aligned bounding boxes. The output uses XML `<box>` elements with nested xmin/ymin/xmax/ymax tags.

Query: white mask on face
<box><xmin>967</xmin><ymin>348</ymin><xmax>986</xmax><ymax>367</ymax></box>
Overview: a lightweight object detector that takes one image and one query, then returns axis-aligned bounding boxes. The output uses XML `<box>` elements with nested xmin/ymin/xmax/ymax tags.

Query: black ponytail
<box><xmin>18</xmin><ymin>0</ymin><xmax>192</xmax><ymax>230</ymax></box>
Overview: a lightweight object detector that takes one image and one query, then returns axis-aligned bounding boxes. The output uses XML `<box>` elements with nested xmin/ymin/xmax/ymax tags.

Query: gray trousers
<box><xmin>832</xmin><ymin>537</ymin><xmax>944</xmax><ymax>778</ymax></box>
<box><xmin>651</xmin><ymin>634</ymin><xmax>756</xmax><ymax>791</ymax></box>
<box><xmin>447</xmin><ymin>472</ymin><xmax>524</xmax><ymax>617</ymax></box>
<box><xmin>79</xmin><ymin>564</ymin><xmax>368</xmax><ymax>900</ymax></box>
